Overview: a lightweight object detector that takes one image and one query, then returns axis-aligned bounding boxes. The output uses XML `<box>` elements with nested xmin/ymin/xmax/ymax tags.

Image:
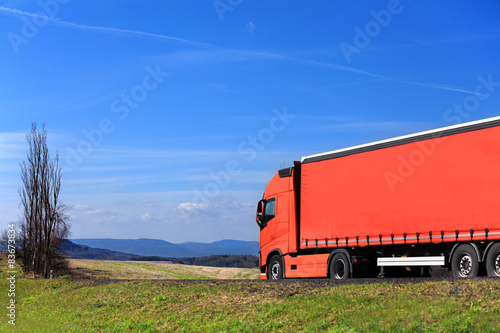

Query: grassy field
<box><xmin>67</xmin><ymin>259</ymin><xmax>259</xmax><ymax>280</ymax></box>
<box><xmin>1</xmin><ymin>258</ymin><xmax>500</xmax><ymax>332</ymax></box>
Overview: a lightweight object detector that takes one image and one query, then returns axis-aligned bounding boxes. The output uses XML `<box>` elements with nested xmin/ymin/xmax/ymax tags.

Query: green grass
<box><xmin>1</xmin><ymin>259</ymin><xmax>500</xmax><ymax>332</ymax></box>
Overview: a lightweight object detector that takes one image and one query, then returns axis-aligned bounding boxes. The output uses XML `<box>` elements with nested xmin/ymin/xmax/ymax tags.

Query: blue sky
<box><xmin>1</xmin><ymin>1</ymin><xmax>499</xmax><ymax>243</ymax></box>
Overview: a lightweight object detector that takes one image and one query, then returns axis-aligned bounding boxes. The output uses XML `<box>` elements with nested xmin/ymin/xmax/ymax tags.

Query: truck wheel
<box><xmin>329</xmin><ymin>253</ymin><xmax>350</xmax><ymax>280</ymax></box>
<box><xmin>268</xmin><ymin>255</ymin><xmax>283</xmax><ymax>280</ymax></box>
<box><xmin>486</xmin><ymin>243</ymin><xmax>500</xmax><ymax>278</ymax></box>
<box><xmin>451</xmin><ymin>244</ymin><xmax>479</xmax><ymax>278</ymax></box>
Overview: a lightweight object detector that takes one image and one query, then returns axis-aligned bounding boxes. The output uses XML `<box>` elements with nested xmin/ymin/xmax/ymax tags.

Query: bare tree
<box><xmin>0</xmin><ymin>228</ymin><xmax>10</xmax><ymax>254</ymax></box>
<box><xmin>18</xmin><ymin>123</ymin><xmax>70</xmax><ymax>277</ymax></box>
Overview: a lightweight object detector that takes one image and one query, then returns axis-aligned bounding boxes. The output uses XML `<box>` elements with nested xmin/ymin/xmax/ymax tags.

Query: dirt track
<box><xmin>63</xmin><ymin>275</ymin><xmax>500</xmax><ymax>290</ymax></box>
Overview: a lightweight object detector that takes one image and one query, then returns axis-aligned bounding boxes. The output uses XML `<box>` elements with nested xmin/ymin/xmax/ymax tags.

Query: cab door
<box><xmin>274</xmin><ymin>193</ymin><xmax>289</xmax><ymax>251</ymax></box>
<box><xmin>259</xmin><ymin>198</ymin><xmax>276</xmax><ymax>248</ymax></box>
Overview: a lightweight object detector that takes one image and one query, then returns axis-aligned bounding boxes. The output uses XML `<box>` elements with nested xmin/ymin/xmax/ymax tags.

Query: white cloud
<box><xmin>177</xmin><ymin>202</ymin><xmax>208</xmax><ymax>212</ymax></box>
<box><xmin>175</xmin><ymin>196</ymin><xmax>254</xmax><ymax>226</ymax></box>
<box><xmin>83</xmin><ymin>209</ymin><xmax>105</xmax><ymax>215</ymax></box>
<box><xmin>247</xmin><ymin>21</ymin><xmax>254</xmax><ymax>33</ymax></box>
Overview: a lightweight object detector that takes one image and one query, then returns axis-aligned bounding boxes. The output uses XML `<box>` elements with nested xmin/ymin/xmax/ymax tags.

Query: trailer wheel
<box><xmin>451</xmin><ymin>244</ymin><xmax>479</xmax><ymax>278</ymax></box>
<box><xmin>268</xmin><ymin>255</ymin><xmax>283</xmax><ymax>280</ymax></box>
<box><xmin>329</xmin><ymin>253</ymin><xmax>350</xmax><ymax>280</ymax></box>
<box><xmin>486</xmin><ymin>243</ymin><xmax>500</xmax><ymax>278</ymax></box>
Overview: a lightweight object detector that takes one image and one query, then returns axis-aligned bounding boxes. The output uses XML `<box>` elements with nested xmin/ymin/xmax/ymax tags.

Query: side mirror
<box><xmin>256</xmin><ymin>200</ymin><xmax>264</xmax><ymax>228</ymax></box>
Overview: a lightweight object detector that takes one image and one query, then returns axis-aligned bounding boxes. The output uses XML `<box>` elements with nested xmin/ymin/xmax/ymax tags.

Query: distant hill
<box><xmin>178</xmin><ymin>240</ymin><xmax>260</xmax><ymax>256</ymax></box>
<box><xmin>71</xmin><ymin>238</ymin><xmax>260</xmax><ymax>258</ymax></box>
<box><xmin>61</xmin><ymin>240</ymin><xmax>141</xmax><ymax>261</ymax></box>
<box><xmin>70</xmin><ymin>238</ymin><xmax>199</xmax><ymax>258</ymax></box>
<box><xmin>61</xmin><ymin>240</ymin><xmax>258</xmax><ymax>267</ymax></box>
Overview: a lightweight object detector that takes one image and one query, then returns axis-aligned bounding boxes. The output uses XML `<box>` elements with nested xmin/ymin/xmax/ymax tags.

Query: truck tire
<box><xmin>268</xmin><ymin>255</ymin><xmax>283</xmax><ymax>280</ymax></box>
<box><xmin>486</xmin><ymin>243</ymin><xmax>500</xmax><ymax>278</ymax></box>
<box><xmin>451</xmin><ymin>244</ymin><xmax>479</xmax><ymax>278</ymax></box>
<box><xmin>329</xmin><ymin>253</ymin><xmax>350</xmax><ymax>280</ymax></box>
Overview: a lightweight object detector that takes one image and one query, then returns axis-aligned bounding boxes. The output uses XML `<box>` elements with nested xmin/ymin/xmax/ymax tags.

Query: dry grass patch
<box><xmin>67</xmin><ymin>259</ymin><xmax>259</xmax><ymax>280</ymax></box>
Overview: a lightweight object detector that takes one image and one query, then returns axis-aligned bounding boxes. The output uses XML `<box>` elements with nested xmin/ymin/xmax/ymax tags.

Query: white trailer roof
<box><xmin>301</xmin><ymin>115</ymin><xmax>500</xmax><ymax>164</ymax></box>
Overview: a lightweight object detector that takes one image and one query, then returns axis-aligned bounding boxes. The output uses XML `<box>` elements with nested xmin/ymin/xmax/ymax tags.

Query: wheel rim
<box><xmin>271</xmin><ymin>262</ymin><xmax>280</xmax><ymax>279</ymax></box>
<box><xmin>495</xmin><ymin>253</ymin><xmax>500</xmax><ymax>276</ymax></box>
<box><xmin>459</xmin><ymin>254</ymin><xmax>472</xmax><ymax>277</ymax></box>
<box><xmin>334</xmin><ymin>259</ymin><xmax>346</xmax><ymax>279</ymax></box>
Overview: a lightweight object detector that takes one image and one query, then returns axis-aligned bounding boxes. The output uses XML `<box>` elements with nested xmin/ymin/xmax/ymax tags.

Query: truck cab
<box><xmin>256</xmin><ymin>166</ymin><xmax>299</xmax><ymax>279</ymax></box>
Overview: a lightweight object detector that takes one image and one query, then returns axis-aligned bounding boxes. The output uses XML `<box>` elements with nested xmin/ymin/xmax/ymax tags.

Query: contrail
<box><xmin>0</xmin><ymin>6</ymin><xmax>211</xmax><ymax>48</ymax></box>
<box><xmin>395</xmin><ymin>80</ymin><xmax>480</xmax><ymax>95</ymax></box>
<box><xmin>280</xmin><ymin>55</ymin><xmax>480</xmax><ymax>95</ymax></box>
<box><xmin>1</xmin><ymin>6</ymin><xmax>478</xmax><ymax>95</ymax></box>
<box><xmin>0</xmin><ymin>6</ymin><xmax>51</xmax><ymax>20</ymax></box>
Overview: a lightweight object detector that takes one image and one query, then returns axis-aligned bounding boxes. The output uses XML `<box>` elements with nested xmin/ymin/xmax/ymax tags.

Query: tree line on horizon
<box><xmin>133</xmin><ymin>255</ymin><xmax>259</xmax><ymax>268</ymax></box>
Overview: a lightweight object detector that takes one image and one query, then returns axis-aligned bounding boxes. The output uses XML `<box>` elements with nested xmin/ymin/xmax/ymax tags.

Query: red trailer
<box><xmin>256</xmin><ymin>116</ymin><xmax>500</xmax><ymax>280</ymax></box>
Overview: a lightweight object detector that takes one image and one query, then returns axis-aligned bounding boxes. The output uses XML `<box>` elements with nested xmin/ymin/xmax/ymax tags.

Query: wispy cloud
<box><xmin>0</xmin><ymin>131</ymin><xmax>27</xmax><ymax>159</ymax></box>
<box><xmin>408</xmin><ymin>30</ymin><xmax>500</xmax><ymax>47</ymax></box>
<box><xmin>307</xmin><ymin>120</ymin><xmax>430</xmax><ymax>134</ymax></box>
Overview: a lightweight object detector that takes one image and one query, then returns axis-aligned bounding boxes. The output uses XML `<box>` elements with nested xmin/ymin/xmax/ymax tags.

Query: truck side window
<box><xmin>264</xmin><ymin>198</ymin><xmax>275</xmax><ymax>223</ymax></box>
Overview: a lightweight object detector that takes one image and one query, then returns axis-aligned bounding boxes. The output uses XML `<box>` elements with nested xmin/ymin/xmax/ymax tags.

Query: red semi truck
<box><xmin>256</xmin><ymin>116</ymin><xmax>500</xmax><ymax>280</ymax></box>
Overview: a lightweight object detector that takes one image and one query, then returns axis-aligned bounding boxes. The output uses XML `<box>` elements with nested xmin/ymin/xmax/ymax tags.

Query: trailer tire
<box><xmin>486</xmin><ymin>243</ymin><xmax>500</xmax><ymax>278</ymax></box>
<box><xmin>451</xmin><ymin>244</ymin><xmax>479</xmax><ymax>278</ymax></box>
<box><xmin>329</xmin><ymin>253</ymin><xmax>350</xmax><ymax>280</ymax></box>
<box><xmin>268</xmin><ymin>255</ymin><xmax>283</xmax><ymax>280</ymax></box>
